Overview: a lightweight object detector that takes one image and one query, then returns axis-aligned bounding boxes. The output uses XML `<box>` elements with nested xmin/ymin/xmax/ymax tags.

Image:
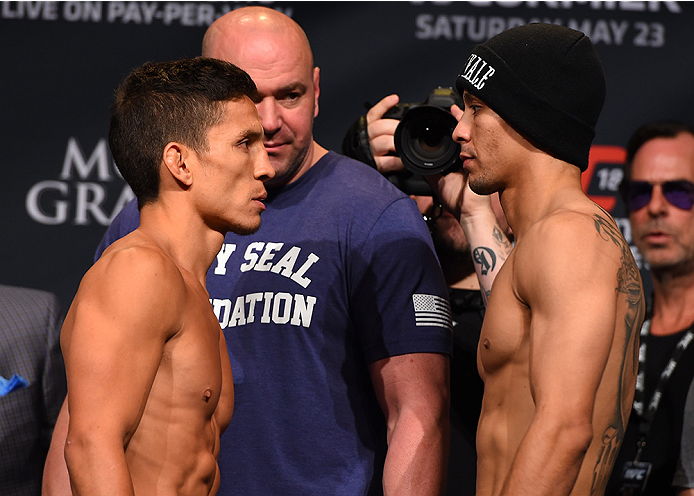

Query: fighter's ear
<box><xmin>162</xmin><ymin>142</ymin><xmax>193</xmax><ymax>186</ymax></box>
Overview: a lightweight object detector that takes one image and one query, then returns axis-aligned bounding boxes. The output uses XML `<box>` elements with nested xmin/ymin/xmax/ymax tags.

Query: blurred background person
<box><xmin>0</xmin><ymin>284</ymin><xmax>65</xmax><ymax>496</ymax></box>
<box><xmin>607</xmin><ymin>121</ymin><xmax>694</xmax><ymax>496</ymax></box>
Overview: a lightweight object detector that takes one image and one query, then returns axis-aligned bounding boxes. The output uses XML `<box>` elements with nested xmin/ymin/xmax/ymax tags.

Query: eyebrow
<box><xmin>462</xmin><ymin>91</ymin><xmax>477</xmax><ymax>105</ymax></box>
<box><xmin>276</xmin><ymin>82</ymin><xmax>307</xmax><ymax>94</ymax></box>
<box><xmin>236</xmin><ymin>127</ymin><xmax>264</xmax><ymax>143</ymax></box>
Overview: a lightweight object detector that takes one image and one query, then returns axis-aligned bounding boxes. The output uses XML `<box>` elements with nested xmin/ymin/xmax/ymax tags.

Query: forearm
<box><xmin>65</xmin><ymin>436</ymin><xmax>135</xmax><ymax>496</ymax></box>
<box><xmin>678</xmin><ymin>489</ymin><xmax>694</xmax><ymax>495</ymax></box>
<box><xmin>500</xmin><ymin>419</ymin><xmax>592</xmax><ymax>496</ymax></box>
<box><xmin>383</xmin><ymin>409</ymin><xmax>449</xmax><ymax>496</ymax></box>
<box><xmin>43</xmin><ymin>401</ymin><xmax>72</xmax><ymax>496</ymax></box>
<box><xmin>459</xmin><ymin>209</ymin><xmax>512</xmax><ymax>304</ymax></box>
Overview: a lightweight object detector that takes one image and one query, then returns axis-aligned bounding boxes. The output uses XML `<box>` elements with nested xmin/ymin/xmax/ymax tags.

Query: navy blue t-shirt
<box><xmin>97</xmin><ymin>152</ymin><xmax>452</xmax><ymax>495</ymax></box>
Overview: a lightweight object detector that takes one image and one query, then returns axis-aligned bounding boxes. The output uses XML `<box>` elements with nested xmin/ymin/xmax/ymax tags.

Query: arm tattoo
<box><xmin>480</xmin><ymin>283</ymin><xmax>491</xmax><ymax>306</ymax></box>
<box><xmin>492</xmin><ymin>225</ymin><xmax>505</xmax><ymax>245</ymax></box>
<box><xmin>473</xmin><ymin>246</ymin><xmax>496</xmax><ymax>275</ymax></box>
<box><xmin>492</xmin><ymin>225</ymin><xmax>513</xmax><ymax>256</ymax></box>
<box><xmin>590</xmin><ymin>209</ymin><xmax>645</xmax><ymax>494</ymax></box>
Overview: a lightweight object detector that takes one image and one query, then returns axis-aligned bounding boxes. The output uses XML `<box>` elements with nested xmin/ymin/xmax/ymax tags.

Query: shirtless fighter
<box><xmin>59</xmin><ymin>57</ymin><xmax>273</xmax><ymax>495</ymax></box>
<box><xmin>429</xmin><ymin>23</ymin><xmax>645</xmax><ymax>495</ymax></box>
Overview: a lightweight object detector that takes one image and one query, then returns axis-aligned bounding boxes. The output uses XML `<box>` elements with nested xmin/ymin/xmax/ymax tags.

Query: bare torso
<box><xmin>61</xmin><ymin>232</ymin><xmax>234</xmax><ymax>495</ymax></box>
<box><xmin>124</xmin><ymin>275</ymin><xmax>233</xmax><ymax>495</ymax></box>
<box><xmin>475</xmin><ymin>201</ymin><xmax>644</xmax><ymax>496</ymax></box>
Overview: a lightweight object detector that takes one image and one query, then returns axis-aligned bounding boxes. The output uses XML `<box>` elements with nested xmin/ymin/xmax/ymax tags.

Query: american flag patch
<box><xmin>412</xmin><ymin>294</ymin><xmax>452</xmax><ymax>330</ymax></box>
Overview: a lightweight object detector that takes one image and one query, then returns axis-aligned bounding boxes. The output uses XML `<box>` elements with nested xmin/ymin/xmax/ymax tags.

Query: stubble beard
<box><xmin>264</xmin><ymin>141</ymin><xmax>312</xmax><ymax>189</ymax></box>
<box><xmin>635</xmin><ymin>221</ymin><xmax>694</xmax><ymax>274</ymax></box>
<box><xmin>468</xmin><ymin>168</ymin><xmax>499</xmax><ymax>196</ymax></box>
<box><xmin>645</xmin><ymin>246</ymin><xmax>694</xmax><ymax>275</ymax></box>
<box><xmin>231</xmin><ymin>217</ymin><xmax>263</xmax><ymax>237</ymax></box>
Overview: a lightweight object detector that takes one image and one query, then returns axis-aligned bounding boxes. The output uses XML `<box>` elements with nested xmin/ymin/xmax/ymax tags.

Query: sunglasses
<box><xmin>622</xmin><ymin>180</ymin><xmax>694</xmax><ymax>212</ymax></box>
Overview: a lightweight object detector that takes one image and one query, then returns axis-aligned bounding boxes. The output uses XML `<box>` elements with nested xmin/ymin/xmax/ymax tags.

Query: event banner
<box><xmin>3</xmin><ymin>1</ymin><xmax>693</xmax><ymax>309</ymax></box>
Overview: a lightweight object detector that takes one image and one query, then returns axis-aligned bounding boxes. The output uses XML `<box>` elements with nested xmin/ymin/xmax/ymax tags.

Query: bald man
<box><xmin>44</xmin><ymin>7</ymin><xmax>452</xmax><ymax>496</ymax></box>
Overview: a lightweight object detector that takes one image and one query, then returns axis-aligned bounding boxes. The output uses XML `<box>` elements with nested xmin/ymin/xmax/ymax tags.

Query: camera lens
<box><xmin>412</xmin><ymin>119</ymin><xmax>451</xmax><ymax>156</ymax></box>
<box><xmin>394</xmin><ymin>106</ymin><xmax>461</xmax><ymax>175</ymax></box>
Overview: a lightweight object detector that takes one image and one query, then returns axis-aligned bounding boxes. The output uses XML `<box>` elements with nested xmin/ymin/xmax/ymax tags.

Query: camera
<box><xmin>385</xmin><ymin>87</ymin><xmax>464</xmax><ymax>175</ymax></box>
<box><xmin>342</xmin><ymin>87</ymin><xmax>463</xmax><ymax>195</ymax></box>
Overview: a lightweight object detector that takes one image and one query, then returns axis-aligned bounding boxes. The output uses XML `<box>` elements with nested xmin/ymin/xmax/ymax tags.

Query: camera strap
<box><xmin>632</xmin><ymin>319</ymin><xmax>694</xmax><ymax>461</ymax></box>
<box><xmin>618</xmin><ymin>319</ymin><xmax>694</xmax><ymax>494</ymax></box>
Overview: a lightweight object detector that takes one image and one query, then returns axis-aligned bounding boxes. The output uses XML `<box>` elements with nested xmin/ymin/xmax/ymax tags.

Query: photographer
<box><xmin>344</xmin><ymin>90</ymin><xmax>512</xmax><ymax>495</ymax></box>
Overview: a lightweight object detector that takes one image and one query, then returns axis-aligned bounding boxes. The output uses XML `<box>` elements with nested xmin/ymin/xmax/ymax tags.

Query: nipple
<box><xmin>203</xmin><ymin>388</ymin><xmax>212</xmax><ymax>402</ymax></box>
<box><xmin>483</xmin><ymin>338</ymin><xmax>490</xmax><ymax>349</ymax></box>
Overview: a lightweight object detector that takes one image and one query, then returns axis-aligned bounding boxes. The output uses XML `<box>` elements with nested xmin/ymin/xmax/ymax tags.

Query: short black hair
<box><xmin>109</xmin><ymin>56</ymin><xmax>257</xmax><ymax>209</ymax></box>
<box><xmin>624</xmin><ymin>121</ymin><xmax>694</xmax><ymax>180</ymax></box>
<box><xmin>619</xmin><ymin>121</ymin><xmax>694</xmax><ymax>209</ymax></box>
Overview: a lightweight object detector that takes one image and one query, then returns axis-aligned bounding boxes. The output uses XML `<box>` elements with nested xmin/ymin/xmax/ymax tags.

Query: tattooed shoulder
<box><xmin>592</xmin><ymin>207</ymin><xmax>625</xmax><ymax>249</ymax></box>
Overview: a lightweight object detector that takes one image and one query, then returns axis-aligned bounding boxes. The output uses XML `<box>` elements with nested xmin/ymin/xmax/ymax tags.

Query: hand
<box><xmin>366</xmin><ymin>94</ymin><xmax>404</xmax><ymax>174</ymax></box>
<box><xmin>424</xmin><ymin>104</ymin><xmax>493</xmax><ymax>223</ymax></box>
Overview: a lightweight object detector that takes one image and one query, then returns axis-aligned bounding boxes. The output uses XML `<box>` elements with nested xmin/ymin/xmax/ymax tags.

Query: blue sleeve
<box><xmin>351</xmin><ymin>197</ymin><xmax>453</xmax><ymax>364</ymax></box>
<box><xmin>94</xmin><ymin>198</ymin><xmax>141</xmax><ymax>262</ymax></box>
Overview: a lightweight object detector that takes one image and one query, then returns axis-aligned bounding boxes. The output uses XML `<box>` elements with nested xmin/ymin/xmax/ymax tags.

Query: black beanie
<box><xmin>455</xmin><ymin>23</ymin><xmax>606</xmax><ymax>171</ymax></box>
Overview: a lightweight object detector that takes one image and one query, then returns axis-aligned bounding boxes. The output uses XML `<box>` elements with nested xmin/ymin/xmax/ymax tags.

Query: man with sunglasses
<box><xmin>606</xmin><ymin>121</ymin><xmax>694</xmax><ymax>496</ymax></box>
